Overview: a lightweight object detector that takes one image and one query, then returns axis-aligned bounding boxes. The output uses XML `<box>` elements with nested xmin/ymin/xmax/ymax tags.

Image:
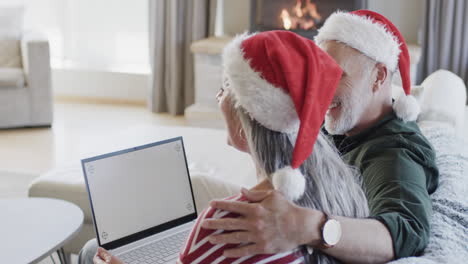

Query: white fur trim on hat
<box><xmin>271</xmin><ymin>166</ymin><xmax>306</xmax><ymax>201</ymax></box>
<box><xmin>222</xmin><ymin>33</ymin><xmax>300</xmax><ymax>134</ymax></box>
<box><xmin>393</xmin><ymin>93</ymin><xmax>420</xmax><ymax>122</ymax></box>
<box><xmin>315</xmin><ymin>11</ymin><xmax>401</xmax><ymax>71</ymax></box>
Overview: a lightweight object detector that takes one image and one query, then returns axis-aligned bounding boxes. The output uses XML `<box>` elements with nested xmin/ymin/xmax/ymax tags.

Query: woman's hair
<box><xmin>228</xmin><ymin>91</ymin><xmax>369</xmax><ymax>263</ymax></box>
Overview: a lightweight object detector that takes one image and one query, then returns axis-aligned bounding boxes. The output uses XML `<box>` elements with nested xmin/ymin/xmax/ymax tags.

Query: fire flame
<box><xmin>294</xmin><ymin>1</ymin><xmax>303</xmax><ymax>18</ymax></box>
<box><xmin>305</xmin><ymin>0</ymin><xmax>321</xmax><ymax>20</ymax></box>
<box><xmin>280</xmin><ymin>0</ymin><xmax>322</xmax><ymax>30</ymax></box>
<box><xmin>280</xmin><ymin>9</ymin><xmax>292</xmax><ymax>30</ymax></box>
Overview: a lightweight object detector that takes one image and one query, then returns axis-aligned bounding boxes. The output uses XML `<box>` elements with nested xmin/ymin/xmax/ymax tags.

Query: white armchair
<box><xmin>0</xmin><ymin>31</ymin><xmax>53</xmax><ymax>128</ymax></box>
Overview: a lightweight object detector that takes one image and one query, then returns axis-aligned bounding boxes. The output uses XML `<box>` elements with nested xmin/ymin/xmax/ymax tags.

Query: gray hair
<box><xmin>230</xmin><ymin>93</ymin><xmax>369</xmax><ymax>263</ymax></box>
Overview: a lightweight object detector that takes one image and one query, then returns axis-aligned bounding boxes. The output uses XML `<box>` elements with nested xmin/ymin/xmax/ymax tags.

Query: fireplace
<box><xmin>250</xmin><ymin>0</ymin><xmax>368</xmax><ymax>39</ymax></box>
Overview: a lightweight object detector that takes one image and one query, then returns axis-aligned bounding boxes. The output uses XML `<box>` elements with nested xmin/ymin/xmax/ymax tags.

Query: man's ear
<box><xmin>373</xmin><ymin>63</ymin><xmax>388</xmax><ymax>92</ymax></box>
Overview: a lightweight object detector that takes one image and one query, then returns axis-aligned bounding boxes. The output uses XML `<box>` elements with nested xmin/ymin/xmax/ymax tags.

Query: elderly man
<box><xmin>201</xmin><ymin>10</ymin><xmax>438</xmax><ymax>263</ymax></box>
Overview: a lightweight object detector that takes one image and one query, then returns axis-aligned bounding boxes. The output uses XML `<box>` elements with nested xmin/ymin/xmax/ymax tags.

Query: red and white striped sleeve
<box><xmin>178</xmin><ymin>194</ymin><xmax>304</xmax><ymax>264</ymax></box>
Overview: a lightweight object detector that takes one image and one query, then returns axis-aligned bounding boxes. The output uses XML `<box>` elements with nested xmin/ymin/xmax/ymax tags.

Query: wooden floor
<box><xmin>0</xmin><ymin>101</ymin><xmax>188</xmax><ymax>177</ymax></box>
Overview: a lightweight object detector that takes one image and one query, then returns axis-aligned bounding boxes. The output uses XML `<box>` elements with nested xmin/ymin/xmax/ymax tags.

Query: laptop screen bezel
<box><xmin>81</xmin><ymin>136</ymin><xmax>198</xmax><ymax>250</ymax></box>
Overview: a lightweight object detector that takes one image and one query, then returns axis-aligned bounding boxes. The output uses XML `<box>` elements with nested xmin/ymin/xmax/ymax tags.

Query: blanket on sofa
<box><xmin>390</xmin><ymin>122</ymin><xmax>468</xmax><ymax>263</ymax></box>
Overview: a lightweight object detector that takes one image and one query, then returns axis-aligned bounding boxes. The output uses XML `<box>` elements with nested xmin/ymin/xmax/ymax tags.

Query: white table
<box><xmin>0</xmin><ymin>198</ymin><xmax>84</xmax><ymax>264</ymax></box>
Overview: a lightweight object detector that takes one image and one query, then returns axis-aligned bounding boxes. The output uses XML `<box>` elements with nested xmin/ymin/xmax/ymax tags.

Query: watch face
<box><xmin>323</xmin><ymin>219</ymin><xmax>342</xmax><ymax>246</ymax></box>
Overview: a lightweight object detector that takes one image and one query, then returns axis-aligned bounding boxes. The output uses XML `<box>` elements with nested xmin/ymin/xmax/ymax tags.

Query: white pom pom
<box><xmin>271</xmin><ymin>166</ymin><xmax>306</xmax><ymax>201</ymax></box>
<box><xmin>393</xmin><ymin>94</ymin><xmax>421</xmax><ymax>122</ymax></box>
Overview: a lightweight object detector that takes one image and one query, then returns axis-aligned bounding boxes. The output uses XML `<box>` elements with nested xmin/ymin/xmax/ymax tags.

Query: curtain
<box><xmin>148</xmin><ymin>0</ymin><xmax>217</xmax><ymax>115</ymax></box>
<box><xmin>417</xmin><ymin>0</ymin><xmax>468</xmax><ymax>94</ymax></box>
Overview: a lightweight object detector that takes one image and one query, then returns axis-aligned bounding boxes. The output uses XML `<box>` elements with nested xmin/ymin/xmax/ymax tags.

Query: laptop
<box><xmin>82</xmin><ymin>137</ymin><xmax>198</xmax><ymax>263</ymax></box>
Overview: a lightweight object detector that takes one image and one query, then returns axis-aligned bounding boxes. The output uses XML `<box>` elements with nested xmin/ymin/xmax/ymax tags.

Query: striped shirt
<box><xmin>178</xmin><ymin>194</ymin><xmax>305</xmax><ymax>264</ymax></box>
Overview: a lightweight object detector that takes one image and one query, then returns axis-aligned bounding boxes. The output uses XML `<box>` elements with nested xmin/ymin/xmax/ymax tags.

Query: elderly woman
<box><xmin>92</xmin><ymin>31</ymin><xmax>369</xmax><ymax>264</ymax></box>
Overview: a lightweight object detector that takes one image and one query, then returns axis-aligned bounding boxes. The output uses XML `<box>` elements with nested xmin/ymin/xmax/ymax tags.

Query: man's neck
<box><xmin>345</xmin><ymin>100</ymin><xmax>393</xmax><ymax>137</ymax></box>
<box><xmin>252</xmin><ymin>166</ymin><xmax>273</xmax><ymax>191</ymax></box>
<box><xmin>251</xmin><ymin>178</ymin><xmax>273</xmax><ymax>191</ymax></box>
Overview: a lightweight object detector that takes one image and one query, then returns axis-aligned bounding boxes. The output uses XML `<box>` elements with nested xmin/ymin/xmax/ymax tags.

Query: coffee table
<box><xmin>0</xmin><ymin>198</ymin><xmax>83</xmax><ymax>264</ymax></box>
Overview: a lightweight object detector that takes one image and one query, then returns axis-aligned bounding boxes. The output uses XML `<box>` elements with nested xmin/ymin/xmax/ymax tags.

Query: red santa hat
<box><xmin>315</xmin><ymin>9</ymin><xmax>420</xmax><ymax>121</ymax></box>
<box><xmin>222</xmin><ymin>30</ymin><xmax>342</xmax><ymax>201</ymax></box>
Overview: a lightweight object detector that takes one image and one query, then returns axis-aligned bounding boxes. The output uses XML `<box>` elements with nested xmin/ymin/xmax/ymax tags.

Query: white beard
<box><xmin>325</xmin><ymin>86</ymin><xmax>368</xmax><ymax>135</ymax></box>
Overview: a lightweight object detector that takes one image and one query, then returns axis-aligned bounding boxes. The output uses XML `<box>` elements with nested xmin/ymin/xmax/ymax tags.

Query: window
<box><xmin>24</xmin><ymin>0</ymin><xmax>149</xmax><ymax>73</ymax></box>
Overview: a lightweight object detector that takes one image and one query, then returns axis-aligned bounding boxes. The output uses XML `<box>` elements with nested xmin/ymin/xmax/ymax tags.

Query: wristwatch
<box><xmin>319</xmin><ymin>212</ymin><xmax>342</xmax><ymax>249</ymax></box>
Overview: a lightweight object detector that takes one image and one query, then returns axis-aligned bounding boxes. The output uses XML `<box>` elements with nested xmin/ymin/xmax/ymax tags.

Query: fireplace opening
<box><xmin>250</xmin><ymin>0</ymin><xmax>368</xmax><ymax>39</ymax></box>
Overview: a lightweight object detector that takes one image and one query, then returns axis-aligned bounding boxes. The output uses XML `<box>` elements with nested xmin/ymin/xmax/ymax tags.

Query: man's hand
<box><xmin>93</xmin><ymin>247</ymin><xmax>124</xmax><ymax>264</ymax></box>
<box><xmin>202</xmin><ymin>188</ymin><xmax>323</xmax><ymax>258</ymax></box>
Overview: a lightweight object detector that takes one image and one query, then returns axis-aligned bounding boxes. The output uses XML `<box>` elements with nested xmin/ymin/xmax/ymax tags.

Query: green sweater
<box><xmin>330</xmin><ymin>112</ymin><xmax>439</xmax><ymax>259</ymax></box>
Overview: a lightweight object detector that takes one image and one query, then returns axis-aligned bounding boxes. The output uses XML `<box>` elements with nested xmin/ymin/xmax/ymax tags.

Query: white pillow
<box><xmin>0</xmin><ymin>68</ymin><xmax>24</xmax><ymax>88</ymax></box>
<box><xmin>0</xmin><ymin>5</ymin><xmax>24</xmax><ymax>39</ymax></box>
<box><xmin>0</xmin><ymin>39</ymin><xmax>22</xmax><ymax>67</ymax></box>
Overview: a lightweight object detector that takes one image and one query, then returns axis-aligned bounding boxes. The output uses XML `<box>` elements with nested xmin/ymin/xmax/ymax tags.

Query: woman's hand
<box><xmin>93</xmin><ymin>247</ymin><xmax>124</xmax><ymax>264</ymax></box>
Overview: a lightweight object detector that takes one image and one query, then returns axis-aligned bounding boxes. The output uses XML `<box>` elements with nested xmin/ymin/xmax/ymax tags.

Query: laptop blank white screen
<box><xmin>83</xmin><ymin>138</ymin><xmax>196</xmax><ymax>244</ymax></box>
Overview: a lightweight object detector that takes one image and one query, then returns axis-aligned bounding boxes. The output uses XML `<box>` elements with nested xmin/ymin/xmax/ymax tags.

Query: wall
<box><xmin>219</xmin><ymin>0</ymin><xmax>251</xmax><ymax>36</ymax></box>
<box><xmin>219</xmin><ymin>0</ymin><xmax>425</xmax><ymax>44</ymax></box>
<box><xmin>52</xmin><ymin>68</ymin><xmax>149</xmax><ymax>104</ymax></box>
<box><xmin>367</xmin><ymin>0</ymin><xmax>425</xmax><ymax>44</ymax></box>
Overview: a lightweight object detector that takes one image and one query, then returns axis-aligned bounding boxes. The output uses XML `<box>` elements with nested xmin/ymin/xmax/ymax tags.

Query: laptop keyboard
<box><xmin>118</xmin><ymin>229</ymin><xmax>190</xmax><ymax>264</ymax></box>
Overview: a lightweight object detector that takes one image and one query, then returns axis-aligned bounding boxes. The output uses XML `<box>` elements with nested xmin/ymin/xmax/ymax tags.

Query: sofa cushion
<box><xmin>28</xmin><ymin>161</ymin><xmax>93</xmax><ymax>222</ymax></box>
<box><xmin>0</xmin><ymin>67</ymin><xmax>24</xmax><ymax>88</ymax></box>
<box><xmin>0</xmin><ymin>39</ymin><xmax>22</xmax><ymax>68</ymax></box>
<box><xmin>0</xmin><ymin>5</ymin><xmax>24</xmax><ymax>68</ymax></box>
<box><xmin>418</xmin><ymin>70</ymin><xmax>467</xmax><ymax>138</ymax></box>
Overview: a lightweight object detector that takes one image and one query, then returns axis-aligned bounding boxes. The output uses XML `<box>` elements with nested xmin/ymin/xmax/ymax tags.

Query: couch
<box><xmin>0</xmin><ymin>5</ymin><xmax>53</xmax><ymax>129</ymax></box>
<box><xmin>28</xmin><ymin>70</ymin><xmax>467</xmax><ymax>257</ymax></box>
